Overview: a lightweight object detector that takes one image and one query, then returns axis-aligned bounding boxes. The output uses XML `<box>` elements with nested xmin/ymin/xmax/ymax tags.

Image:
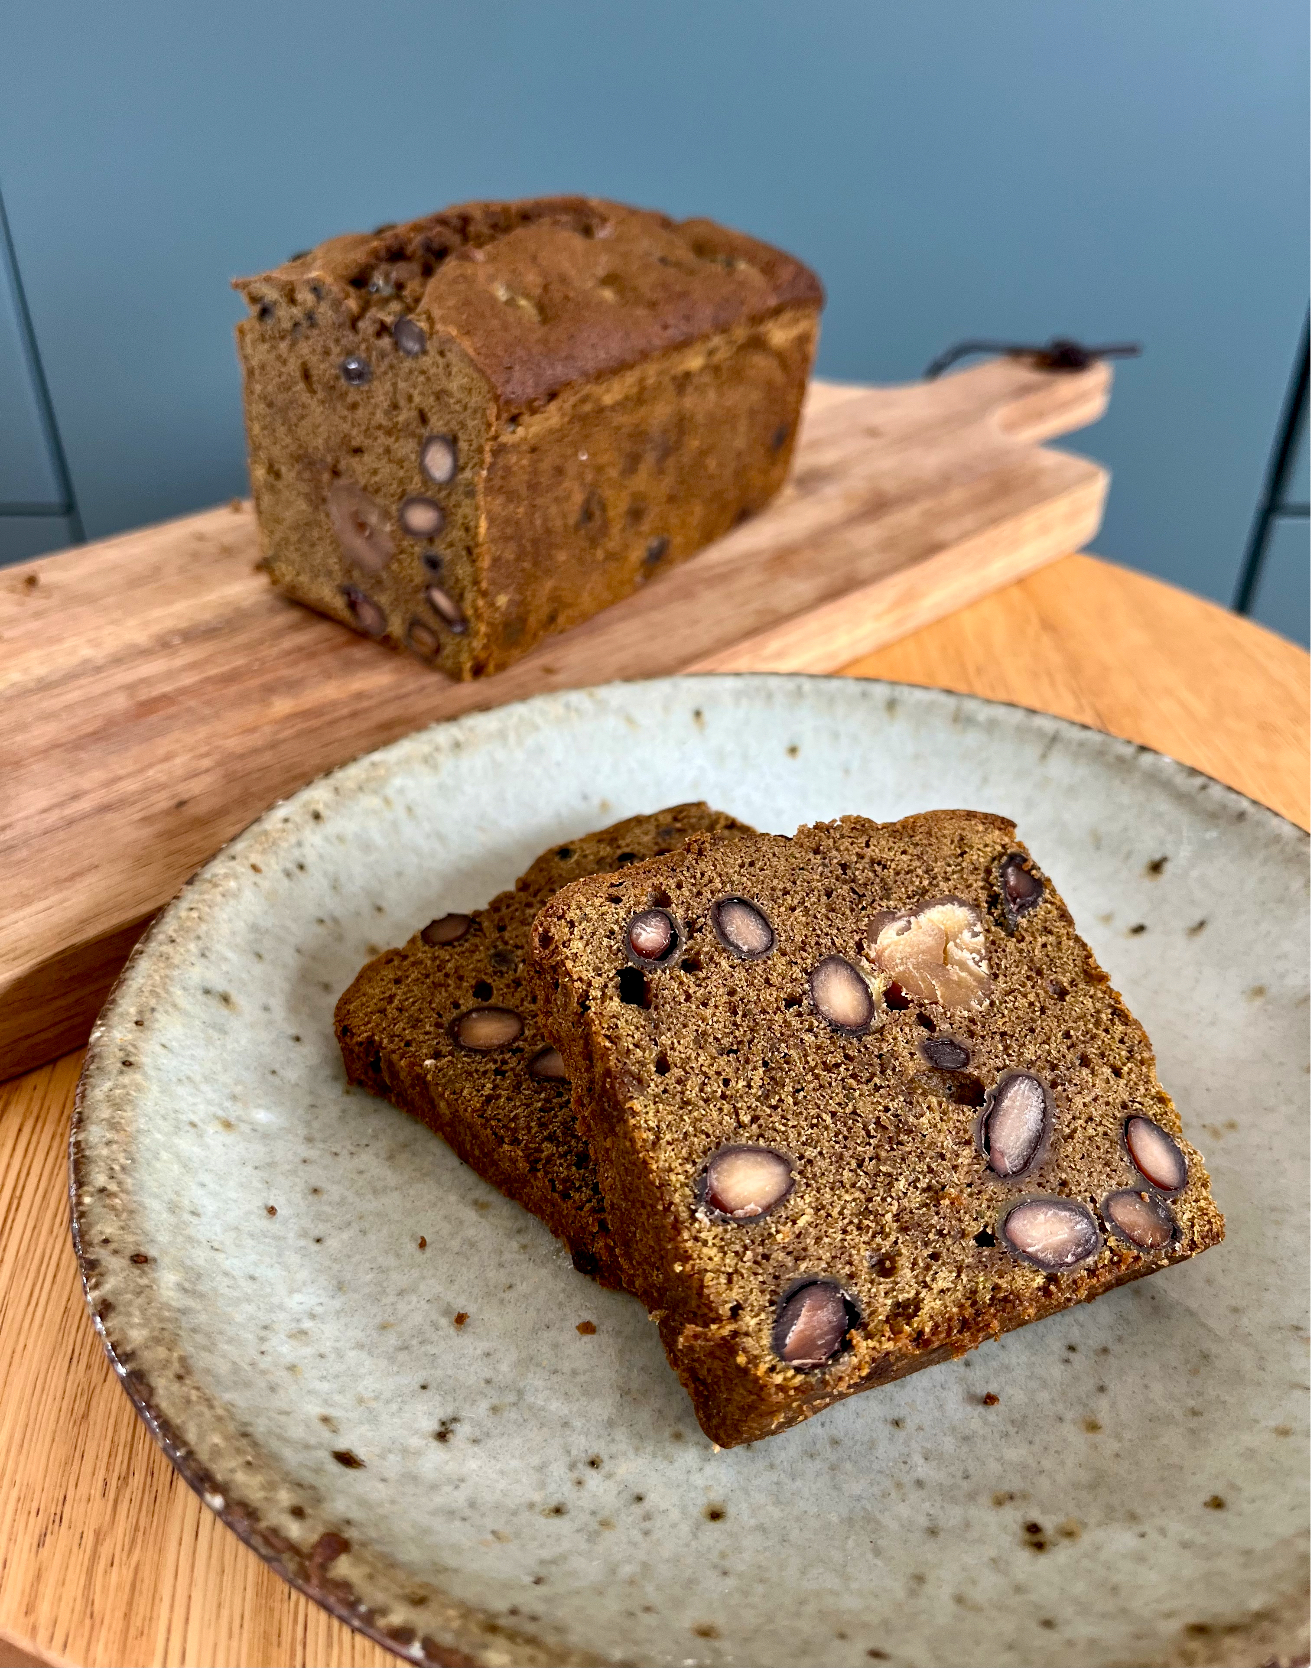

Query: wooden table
<box><xmin>2</xmin><ymin>554</ymin><xmax>1306</xmax><ymax>1668</ymax></box>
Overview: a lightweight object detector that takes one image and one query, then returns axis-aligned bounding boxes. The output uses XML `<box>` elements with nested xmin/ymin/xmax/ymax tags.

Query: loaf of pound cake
<box><xmin>529</xmin><ymin>811</ymin><xmax>1225</xmax><ymax>1446</ymax></box>
<box><xmin>233</xmin><ymin>197</ymin><xmax>822</xmax><ymax>679</ymax></box>
<box><xmin>334</xmin><ymin>804</ymin><xmax>750</xmax><ymax>1285</ymax></box>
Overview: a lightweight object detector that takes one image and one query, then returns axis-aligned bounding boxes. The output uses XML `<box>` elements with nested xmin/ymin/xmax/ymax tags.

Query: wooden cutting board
<box><xmin>0</xmin><ymin>356</ymin><xmax>1111</xmax><ymax>1079</ymax></box>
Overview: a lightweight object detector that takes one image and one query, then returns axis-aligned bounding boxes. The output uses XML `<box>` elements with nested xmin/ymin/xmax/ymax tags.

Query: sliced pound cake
<box><xmin>528</xmin><ymin>811</ymin><xmax>1225</xmax><ymax>1444</ymax></box>
<box><xmin>335</xmin><ymin>804</ymin><xmax>750</xmax><ymax>1285</ymax></box>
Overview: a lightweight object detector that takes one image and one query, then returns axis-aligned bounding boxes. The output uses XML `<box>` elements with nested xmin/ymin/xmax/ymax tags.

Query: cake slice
<box><xmin>334</xmin><ymin>804</ymin><xmax>750</xmax><ymax>1286</ymax></box>
<box><xmin>528</xmin><ymin>811</ymin><xmax>1225</xmax><ymax>1445</ymax></box>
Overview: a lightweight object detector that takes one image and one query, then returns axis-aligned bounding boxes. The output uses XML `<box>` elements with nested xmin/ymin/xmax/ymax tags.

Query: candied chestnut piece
<box><xmin>865</xmin><ymin>900</ymin><xmax>991</xmax><ymax>1008</ymax></box>
<box><xmin>979</xmin><ymin>1073</ymin><xmax>1051</xmax><ymax>1178</ymax></box>
<box><xmin>340</xmin><ymin>584</ymin><xmax>386</xmax><ymax>637</ymax></box>
<box><xmin>626</xmin><ymin>908</ymin><xmax>680</xmax><ymax>969</ymax></box>
<box><xmin>1124</xmin><ymin>1115</ymin><xmax>1187</xmax><ymax>1194</ymax></box>
<box><xmin>995</xmin><ymin>852</ymin><xmax>1044</xmax><ymax>931</ymax></box>
<box><xmin>698</xmin><ymin>1145</ymin><xmax>794</xmax><ymax>1221</ymax></box>
<box><xmin>449</xmin><ymin>1007</ymin><xmax>523</xmax><ymax>1051</ymax></box>
<box><xmin>527</xmin><ymin>1046</ymin><xmax>567</xmax><ymax>1081</ymax></box>
<box><xmin>921</xmin><ymin>1035</ymin><xmax>970</xmax><ymax>1071</ymax></box>
<box><xmin>399</xmin><ymin>495</ymin><xmax>446</xmax><ymax>538</ymax></box>
<box><xmin>421</xmin><ymin>433</ymin><xmax>458</xmax><ymax>485</ymax></box>
<box><xmin>1103</xmin><ymin>1189</ymin><xmax>1177</xmax><ymax>1251</ymax></box>
<box><xmin>710</xmin><ymin>896</ymin><xmax>775</xmax><ymax>959</ymax></box>
<box><xmin>808</xmin><ymin>956</ymin><xmax>875</xmax><ymax>1034</ymax></box>
<box><xmin>327</xmin><ymin>481</ymin><xmax>394</xmax><ymax>575</ymax></box>
<box><xmin>772</xmin><ymin>1281</ymin><xmax>857</xmax><ymax>1367</ymax></box>
<box><xmin>1000</xmin><ymin>1197</ymin><xmax>1100</xmax><ymax>1271</ymax></box>
<box><xmin>393</xmin><ymin>316</ymin><xmax>427</xmax><ymax>357</ymax></box>
<box><xmin>421</xmin><ymin>913</ymin><xmax>471</xmax><ymax>946</ymax></box>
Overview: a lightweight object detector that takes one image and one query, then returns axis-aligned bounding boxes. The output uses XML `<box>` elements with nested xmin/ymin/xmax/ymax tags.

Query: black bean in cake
<box><xmin>528</xmin><ymin>811</ymin><xmax>1225</xmax><ymax>1446</ymax></box>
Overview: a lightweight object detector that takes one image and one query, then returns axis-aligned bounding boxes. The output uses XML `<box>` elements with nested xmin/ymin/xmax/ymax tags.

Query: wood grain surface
<box><xmin>0</xmin><ymin>359</ymin><xmax>1111</xmax><ymax>1079</ymax></box>
<box><xmin>2</xmin><ymin>553</ymin><xmax>1306</xmax><ymax>1668</ymax></box>
<box><xmin>846</xmin><ymin>552</ymin><xmax>1310</xmax><ymax>831</ymax></box>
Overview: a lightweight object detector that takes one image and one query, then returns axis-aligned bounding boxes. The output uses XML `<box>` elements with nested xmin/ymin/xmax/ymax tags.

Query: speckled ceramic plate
<box><xmin>73</xmin><ymin>675</ymin><xmax>1309</xmax><ymax>1668</ymax></box>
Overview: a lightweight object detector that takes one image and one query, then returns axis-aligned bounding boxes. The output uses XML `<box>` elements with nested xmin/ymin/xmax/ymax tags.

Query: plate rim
<box><xmin>68</xmin><ymin>671</ymin><xmax>1310</xmax><ymax>1668</ymax></box>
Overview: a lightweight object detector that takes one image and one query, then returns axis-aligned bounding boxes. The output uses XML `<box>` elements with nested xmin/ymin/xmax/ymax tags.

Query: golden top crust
<box><xmin>233</xmin><ymin>196</ymin><xmax>823</xmax><ymax>410</ymax></box>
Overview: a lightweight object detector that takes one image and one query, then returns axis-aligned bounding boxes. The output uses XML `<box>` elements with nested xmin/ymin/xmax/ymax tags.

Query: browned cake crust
<box><xmin>334</xmin><ymin>804</ymin><xmax>750</xmax><ymax>1286</ymax></box>
<box><xmin>528</xmin><ymin>812</ymin><xmax>1225</xmax><ymax>1445</ymax></box>
<box><xmin>233</xmin><ymin>197</ymin><xmax>822</xmax><ymax>679</ymax></box>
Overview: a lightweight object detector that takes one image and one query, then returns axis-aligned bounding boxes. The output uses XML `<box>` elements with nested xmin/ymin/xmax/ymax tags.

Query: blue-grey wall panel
<box><xmin>1285</xmin><ymin>403</ymin><xmax>1309</xmax><ymax>506</ymax></box>
<box><xmin>0</xmin><ymin>0</ymin><xmax>1306</xmax><ymax>612</ymax></box>
<box><xmin>0</xmin><ymin>260</ymin><xmax>59</xmax><ymax>504</ymax></box>
<box><xmin>0</xmin><ymin>514</ymin><xmax>75</xmax><ymax>566</ymax></box>
<box><xmin>1250</xmin><ymin>517</ymin><xmax>1310</xmax><ymax>647</ymax></box>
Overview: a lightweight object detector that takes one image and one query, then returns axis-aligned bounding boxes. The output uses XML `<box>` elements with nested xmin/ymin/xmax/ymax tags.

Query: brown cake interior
<box><xmin>529</xmin><ymin>811</ymin><xmax>1225</xmax><ymax>1445</ymax></box>
<box><xmin>334</xmin><ymin>803</ymin><xmax>750</xmax><ymax>1286</ymax></box>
